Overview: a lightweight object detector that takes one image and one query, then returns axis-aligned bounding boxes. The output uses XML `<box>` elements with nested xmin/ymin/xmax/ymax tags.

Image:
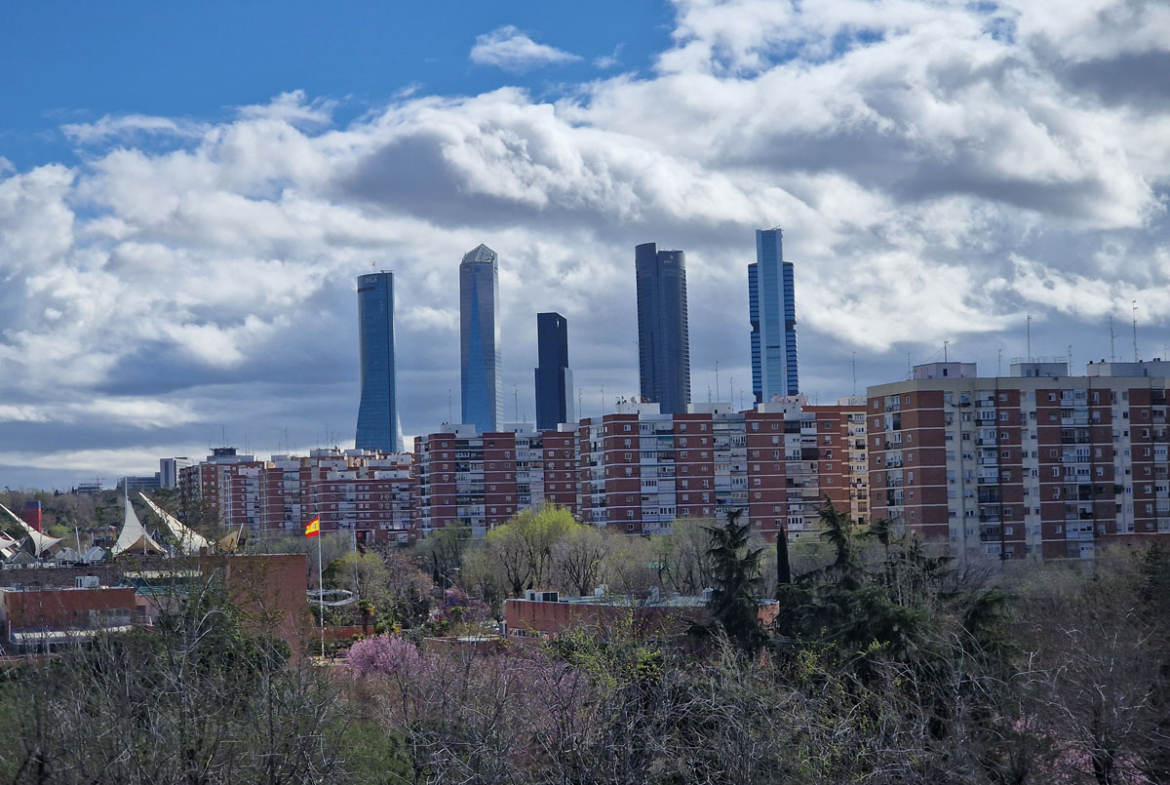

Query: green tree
<box><xmin>705</xmin><ymin>509</ymin><xmax>766</xmax><ymax>654</ymax></box>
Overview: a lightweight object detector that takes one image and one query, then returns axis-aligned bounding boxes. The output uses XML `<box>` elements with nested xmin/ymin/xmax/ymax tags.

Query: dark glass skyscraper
<box><xmin>460</xmin><ymin>244</ymin><xmax>503</xmax><ymax>434</ymax></box>
<box><xmin>635</xmin><ymin>243</ymin><xmax>690</xmax><ymax>414</ymax></box>
<box><xmin>355</xmin><ymin>271</ymin><xmax>404</xmax><ymax>453</ymax></box>
<box><xmin>534</xmin><ymin>312</ymin><xmax>573</xmax><ymax>430</ymax></box>
<box><xmin>749</xmin><ymin>228</ymin><xmax>799</xmax><ymax>403</ymax></box>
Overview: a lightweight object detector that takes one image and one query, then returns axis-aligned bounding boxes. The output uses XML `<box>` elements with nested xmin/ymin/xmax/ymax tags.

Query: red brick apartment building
<box><xmin>180</xmin><ymin>448</ymin><xmax>414</xmax><ymax>543</ymax></box>
<box><xmin>867</xmin><ymin>360</ymin><xmax>1170</xmax><ymax>562</ymax></box>
<box><xmin>408</xmin><ymin>399</ymin><xmax>862</xmax><ymax>543</ymax></box>
<box><xmin>413</xmin><ymin>425</ymin><xmax>578</xmax><ymax>538</ymax></box>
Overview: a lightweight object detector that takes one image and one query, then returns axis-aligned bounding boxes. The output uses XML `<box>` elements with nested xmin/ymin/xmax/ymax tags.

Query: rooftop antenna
<box><xmin>707</xmin><ymin>385</ymin><xmax>712</xmax><ymax>404</ymax></box>
<box><xmin>1068</xmin><ymin>344</ymin><xmax>1073</xmax><ymax>374</ymax></box>
<box><xmin>714</xmin><ymin>361</ymin><xmax>720</xmax><ymax>402</ymax></box>
<box><xmin>1132</xmin><ymin>300</ymin><xmax>1139</xmax><ymax>362</ymax></box>
<box><xmin>514</xmin><ymin>384</ymin><xmax>519</xmax><ymax>422</ymax></box>
<box><xmin>600</xmin><ymin>385</ymin><xmax>604</xmax><ymax>416</ymax></box>
<box><xmin>730</xmin><ymin>376</ymin><xmax>734</xmax><ymax>407</ymax></box>
<box><xmin>997</xmin><ymin>348</ymin><xmax>1003</xmax><ymax>377</ymax></box>
<box><xmin>447</xmin><ymin>389</ymin><xmax>452</xmax><ymax>424</ymax></box>
<box><xmin>851</xmin><ymin>352</ymin><xmax>857</xmax><ymax>395</ymax></box>
<box><xmin>578</xmin><ymin>387</ymin><xmax>583</xmax><ymax>420</ymax></box>
<box><xmin>943</xmin><ymin>340</ymin><xmax>949</xmax><ymax>363</ymax></box>
<box><xmin>1026</xmin><ymin>315</ymin><xmax>1032</xmax><ymax>362</ymax></box>
<box><xmin>907</xmin><ymin>352</ymin><xmax>912</xmax><ymax>380</ymax></box>
<box><xmin>1109</xmin><ymin>315</ymin><xmax>1116</xmax><ymax>362</ymax></box>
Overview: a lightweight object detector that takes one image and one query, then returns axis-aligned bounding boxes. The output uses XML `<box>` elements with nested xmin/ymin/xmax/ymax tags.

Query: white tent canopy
<box><xmin>139</xmin><ymin>493</ymin><xmax>211</xmax><ymax>555</ymax></box>
<box><xmin>0</xmin><ymin>502</ymin><xmax>63</xmax><ymax>558</ymax></box>
<box><xmin>112</xmin><ymin>492</ymin><xmax>166</xmax><ymax>557</ymax></box>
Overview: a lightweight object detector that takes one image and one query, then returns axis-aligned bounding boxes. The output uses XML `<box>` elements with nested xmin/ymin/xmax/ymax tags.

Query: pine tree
<box><xmin>706</xmin><ymin>508</ymin><xmax>766</xmax><ymax>653</ymax></box>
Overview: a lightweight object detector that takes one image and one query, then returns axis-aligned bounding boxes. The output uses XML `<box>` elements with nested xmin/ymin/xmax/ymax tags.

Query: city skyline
<box><xmin>1</xmin><ymin>0</ymin><xmax>1167</xmax><ymax>489</ymax></box>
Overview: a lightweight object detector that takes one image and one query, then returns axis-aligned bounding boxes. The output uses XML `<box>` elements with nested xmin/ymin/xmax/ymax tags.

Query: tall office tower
<box><xmin>534</xmin><ymin>312</ymin><xmax>574</xmax><ymax>430</ymax></box>
<box><xmin>355</xmin><ymin>271</ymin><xmax>404</xmax><ymax>453</ymax></box>
<box><xmin>635</xmin><ymin>243</ymin><xmax>691</xmax><ymax>414</ymax></box>
<box><xmin>460</xmin><ymin>244</ymin><xmax>503</xmax><ymax>434</ymax></box>
<box><xmin>749</xmin><ymin>228</ymin><xmax>799</xmax><ymax>403</ymax></box>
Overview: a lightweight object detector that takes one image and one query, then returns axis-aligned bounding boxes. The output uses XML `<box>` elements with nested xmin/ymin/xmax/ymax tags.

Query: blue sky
<box><xmin>1</xmin><ymin>1</ymin><xmax>672</xmax><ymax>169</ymax></box>
<box><xmin>1</xmin><ymin>0</ymin><xmax>1168</xmax><ymax>489</ymax></box>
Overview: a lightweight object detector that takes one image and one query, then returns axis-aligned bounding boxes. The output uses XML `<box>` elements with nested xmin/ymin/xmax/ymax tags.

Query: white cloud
<box><xmin>594</xmin><ymin>44</ymin><xmax>625</xmax><ymax>70</ymax></box>
<box><xmin>469</xmin><ymin>26</ymin><xmax>582</xmax><ymax>73</ymax></box>
<box><xmin>2</xmin><ymin>0</ymin><xmax>1169</xmax><ymax>484</ymax></box>
<box><xmin>62</xmin><ymin>114</ymin><xmax>208</xmax><ymax>144</ymax></box>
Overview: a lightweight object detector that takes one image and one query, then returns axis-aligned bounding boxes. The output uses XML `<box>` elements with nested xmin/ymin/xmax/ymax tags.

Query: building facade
<box><xmin>534</xmin><ymin>312</ymin><xmax>574</xmax><ymax>431</ymax></box>
<box><xmin>635</xmin><ymin>243</ymin><xmax>690</xmax><ymax>414</ymax></box>
<box><xmin>355</xmin><ymin>271</ymin><xmax>404</xmax><ymax>453</ymax></box>
<box><xmin>179</xmin><ymin>448</ymin><xmax>415</xmax><ymax>543</ymax></box>
<box><xmin>460</xmin><ymin>244</ymin><xmax>503</xmax><ymax>434</ymax></box>
<box><xmin>412</xmin><ymin>424</ymin><xmax>577</xmax><ymax>538</ymax></box>
<box><xmin>749</xmin><ymin>228</ymin><xmax>799</xmax><ymax>402</ymax></box>
<box><xmin>867</xmin><ymin>361</ymin><xmax>1170</xmax><ymax>562</ymax></box>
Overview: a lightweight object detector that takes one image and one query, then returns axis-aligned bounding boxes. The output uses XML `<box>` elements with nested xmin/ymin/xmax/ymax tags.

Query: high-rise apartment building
<box><xmin>181</xmin><ymin>447</ymin><xmax>416</xmax><ymax>544</ymax></box>
<box><xmin>749</xmin><ymin>228</ymin><xmax>799</xmax><ymax>403</ymax></box>
<box><xmin>355</xmin><ymin>272</ymin><xmax>404</xmax><ymax>452</ymax></box>
<box><xmin>635</xmin><ymin>243</ymin><xmax>690</xmax><ymax>414</ymax></box>
<box><xmin>534</xmin><ymin>312</ymin><xmax>574</xmax><ymax>431</ymax></box>
<box><xmin>412</xmin><ymin>425</ymin><xmax>577</xmax><ymax>537</ymax></box>
<box><xmin>460</xmin><ymin>244</ymin><xmax>503</xmax><ymax>434</ymax></box>
<box><xmin>867</xmin><ymin>360</ymin><xmax>1170</xmax><ymax>562</ymax></box>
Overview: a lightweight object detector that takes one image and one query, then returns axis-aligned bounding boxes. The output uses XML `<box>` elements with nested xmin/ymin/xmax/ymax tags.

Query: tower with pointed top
<box><xmin>460</xmin><ymin>244</ymin><xmax>503</xmax><ymax>433</ymax></box>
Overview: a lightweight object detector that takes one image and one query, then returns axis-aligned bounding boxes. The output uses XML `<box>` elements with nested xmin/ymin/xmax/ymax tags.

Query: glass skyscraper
<box><xmin>460</xmin><ymin>244</ymin><xmax>503</xmax><ymax>434</ymax></box>
<box><xmin>749</xmin><ymin>228</ymin><xmax>799</xmax><ymax>404</ymax></box>
<box><xmin>635</xmin><ymin>242</ymin><xmax>691</xmax><ymax>414</ymax></box>
<box><xmin>534</xmin><ymin>312</ymin><xmax>574</xmax><ymax>430</ymax></box>
<box><xmin>355</xmin><ymin>271</ymin><xmax>404</xmax><ymax>453</ymax></box>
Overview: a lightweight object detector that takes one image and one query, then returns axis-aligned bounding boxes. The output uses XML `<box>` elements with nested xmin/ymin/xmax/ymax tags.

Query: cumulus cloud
<box><xmin>2</xmin><ymin>0</ymin><xmax>1169</xmax><ymax>487</ymax></box>
<box><xmin>470</xmin><ymin>26</ymin><xmax>582</xmax><ymax>72</ymax></box>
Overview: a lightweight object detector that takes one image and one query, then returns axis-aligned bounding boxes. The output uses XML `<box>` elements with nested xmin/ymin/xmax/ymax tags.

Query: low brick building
<box><xmin>504</xmin><ymin>589</ymin><xmax>779</xmax><ymax>642</ymax></box>
<box><xmin>0</xmin><ymin>583</ymin><xmax>137</xmax><ymax>654</ymax></box>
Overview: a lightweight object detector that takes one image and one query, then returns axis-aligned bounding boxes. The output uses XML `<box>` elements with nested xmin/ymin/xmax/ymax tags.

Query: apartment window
<box><xmin>623</xmin><ymin>424</ymin><xmax>631</xmax><ymax>431</ymax></box>
<box><xmin>1000</xmin><ymin>412</ymin><xmax>1008</xmax><ymax>421</ymax></box>
<box><xmin>999</xmin><ymin>393</ymin><xmax>1007</xmax><ymax>402</ymax></box>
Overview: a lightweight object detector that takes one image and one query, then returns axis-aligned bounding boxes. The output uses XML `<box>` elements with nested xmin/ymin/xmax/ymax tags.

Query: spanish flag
<box><xmin>305</xmin><ymin>516</ymin><xmax>320</xmax><ymax>538</ymax></box>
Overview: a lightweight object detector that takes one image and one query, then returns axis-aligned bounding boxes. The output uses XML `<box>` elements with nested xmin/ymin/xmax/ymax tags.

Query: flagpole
<box><xmin>318</xmin><ymin>526</ymin><xmax>325</xmax><ymax>659</ymax></box>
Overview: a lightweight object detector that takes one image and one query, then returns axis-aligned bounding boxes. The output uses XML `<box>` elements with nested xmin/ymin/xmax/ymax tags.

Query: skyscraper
<box><xmin>460</xmin><ymin>244</ymin><xmax>503</xmax><ymax>434</ymax></box>
<box><xmin>534</xmin><ymin>312</ymin><xmax>574</xmax><ymax>430</ymax></box>
<box><xmin>749</xmin><ymin>228</ymin><xmax>799</xmax><ymax>403</ymax></box>
<box><xmin>635</xmin><ymin>242</ymin><xmax>690</xmax><ymax>414</ymax></box>
<box><xmin>355</xmin><ymin>271</ymin><xmax>404</xmax><ymax>453</ymax></box>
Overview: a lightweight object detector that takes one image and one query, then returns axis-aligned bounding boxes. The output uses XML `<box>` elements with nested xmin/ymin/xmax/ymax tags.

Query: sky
<box><xmin>1</xmin><ymin>0</ymin><xmax>1169</xmax><ymax>490</ymax></box>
